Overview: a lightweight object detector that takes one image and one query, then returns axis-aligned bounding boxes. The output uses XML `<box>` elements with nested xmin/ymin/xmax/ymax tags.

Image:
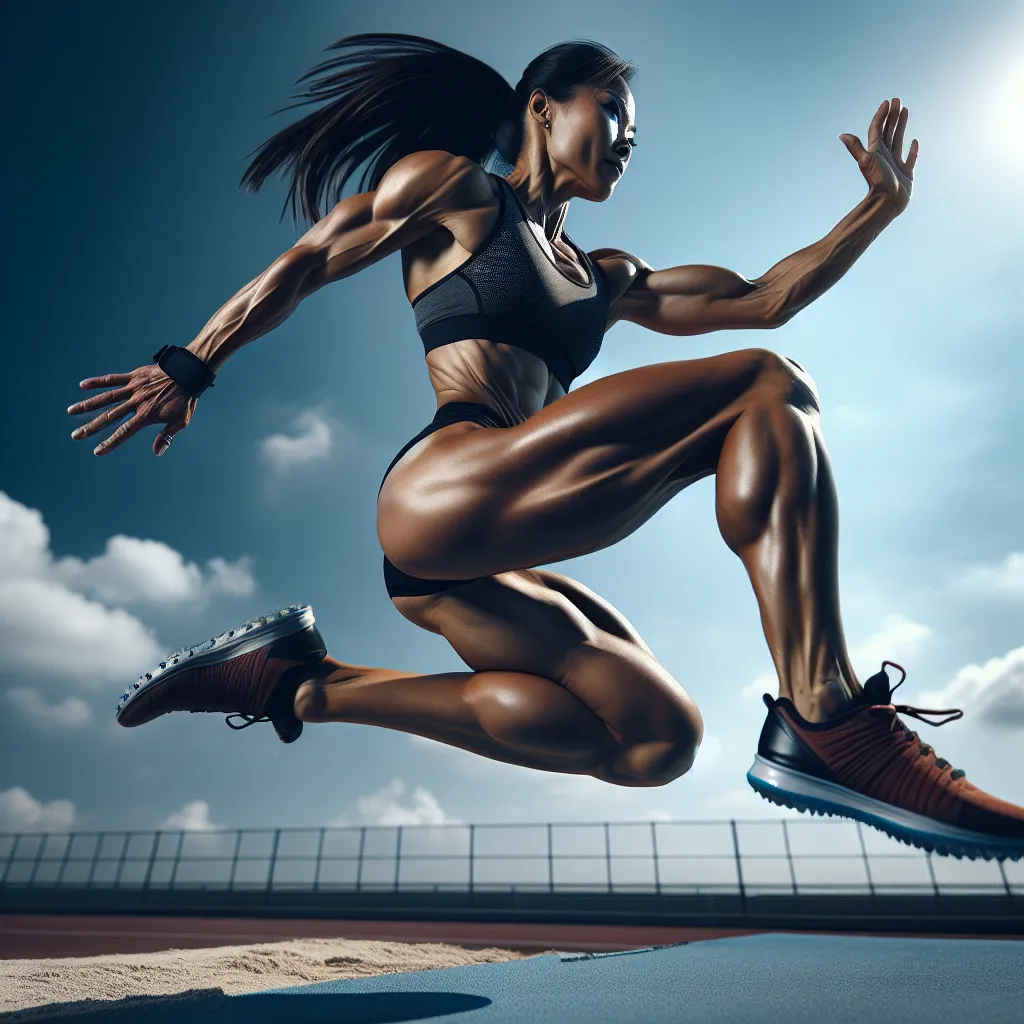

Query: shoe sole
<box><xmin>747</xmin><ymin>754</ymin><xmax>1024</xmax><ymax>862</ymax></box>
<box><xmin>116</xmin><ymin>605</ymin><xmax>319</xmax><ymax>726</ymax></box>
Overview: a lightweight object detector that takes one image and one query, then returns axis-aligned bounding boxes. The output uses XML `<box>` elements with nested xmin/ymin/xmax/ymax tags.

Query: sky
<box><xmin>1</xmin><ymin>0</ymin><xmax>1023</xmax><ymax>873</ymax></box>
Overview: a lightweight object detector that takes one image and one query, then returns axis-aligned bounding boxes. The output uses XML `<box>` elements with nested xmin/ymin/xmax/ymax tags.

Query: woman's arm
<box><xmin>187</xmin><ymin>150</ymin><xmax>487</xmax><ymax>371</ymax></box>
<box><xmin>594</xmin><ymin>190</ymin><xmax>897</xmax><ymax>337</ymax></box>
<box><xmin>597</xmin><ymin>99</ymin><xmax>915</xmax><ymax>338</ymax></box>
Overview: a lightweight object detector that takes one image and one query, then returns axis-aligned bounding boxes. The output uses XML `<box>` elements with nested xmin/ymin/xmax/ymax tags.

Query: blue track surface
<box><xmin>31</xmin><ymin>932</ymin><xmax>1024</xmax><ymax>1023</ymax></box>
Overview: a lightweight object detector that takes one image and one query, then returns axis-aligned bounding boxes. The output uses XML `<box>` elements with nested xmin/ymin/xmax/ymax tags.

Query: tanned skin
<box><xmin>69</xmin><ymin>85</ymin><xmax>918</xmax><ymax>787</ymax></box>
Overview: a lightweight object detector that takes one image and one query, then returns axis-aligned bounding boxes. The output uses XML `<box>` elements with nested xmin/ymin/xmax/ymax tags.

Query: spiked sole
<box><xmin>747</xmin><ymin>754</ymin><xmax>1024</xmax><ymax>862</ymax></box>
<box><xmin>116</xmin><ymin>604</ymin><xmax>320</xmax><ymax>727</ymax></box>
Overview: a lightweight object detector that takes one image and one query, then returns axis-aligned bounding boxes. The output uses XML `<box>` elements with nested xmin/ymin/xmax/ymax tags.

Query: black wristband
<box><xmin>153</xmin><ymin>345</ymin><xmax>216</xmax><ymax>398</ymax></box>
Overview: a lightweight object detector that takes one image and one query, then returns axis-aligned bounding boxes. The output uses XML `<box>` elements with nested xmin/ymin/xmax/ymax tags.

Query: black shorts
<box><xmin>378</xmin><ymin>401</ymin><xmax>512</xmax><ymax>598</ymax></box>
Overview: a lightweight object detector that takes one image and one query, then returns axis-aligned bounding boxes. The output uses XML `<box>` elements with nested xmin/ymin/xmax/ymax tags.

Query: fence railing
<box><xmin>1</xmin><ymin>818</ymin><xmax>1021</xmax><ymax>900</ymax></box>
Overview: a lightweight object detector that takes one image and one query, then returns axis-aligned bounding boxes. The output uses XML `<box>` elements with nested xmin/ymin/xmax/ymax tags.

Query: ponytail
<box><xmin>242</xmin><ymin>33</ymin><xmax>635</xmax><ymax>227</ymax></box>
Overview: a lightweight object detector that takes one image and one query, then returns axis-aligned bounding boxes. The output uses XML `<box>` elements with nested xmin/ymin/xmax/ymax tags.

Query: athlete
<box><xmin>67</xmin><ymin>35</ymin><xmax>1023</xmax><ymax>860</ymax></box>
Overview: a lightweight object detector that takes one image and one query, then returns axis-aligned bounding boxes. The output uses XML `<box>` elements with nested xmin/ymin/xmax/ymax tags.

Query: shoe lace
<box><xmin>225</xmin><ymin>713</ymin><xmax>270</xmax><ymax>730</ymax></box>
<box><xmin>865</xmin><ymin>660</ymin><xmax>967</xmax><ymax>780</ymax></box>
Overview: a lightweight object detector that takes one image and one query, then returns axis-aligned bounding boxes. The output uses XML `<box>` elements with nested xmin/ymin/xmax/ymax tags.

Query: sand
<box><xmin>0</xmin><ymin>936</ymin><xmax>547</xmax><ymax>1019</ymax></box>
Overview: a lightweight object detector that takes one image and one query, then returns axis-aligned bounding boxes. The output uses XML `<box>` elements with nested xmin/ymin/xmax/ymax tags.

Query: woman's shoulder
<box><xmin>378</xmin><ymin>151</ymin><xmax>500</xmax><ymax>213</ymax></box>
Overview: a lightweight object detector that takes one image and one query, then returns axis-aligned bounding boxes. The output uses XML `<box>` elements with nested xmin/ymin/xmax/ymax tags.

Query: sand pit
<box><xmin>0</xmin><ymin>936</ymin><xmax>546</xmax><ymax>1019</ymax></box>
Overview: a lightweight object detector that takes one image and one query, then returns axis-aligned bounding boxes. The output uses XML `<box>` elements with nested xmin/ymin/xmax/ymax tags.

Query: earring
<box><xmin>544</xmin><ymin>119</ymin><xmax>551</xmax><ymax>130</ymax></box>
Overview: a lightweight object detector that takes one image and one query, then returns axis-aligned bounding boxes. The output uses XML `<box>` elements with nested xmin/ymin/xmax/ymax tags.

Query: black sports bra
<box><xmin>411</xmin><ymin>175</ymin><xmax>610</xmax><ymax>392</ymax></box>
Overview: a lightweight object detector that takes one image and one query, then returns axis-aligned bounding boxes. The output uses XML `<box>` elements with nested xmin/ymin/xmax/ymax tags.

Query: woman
<box><xmin>68</xmin><ymin>34</ymin><xmax>1023</xmax><ymax>861</ymax></box>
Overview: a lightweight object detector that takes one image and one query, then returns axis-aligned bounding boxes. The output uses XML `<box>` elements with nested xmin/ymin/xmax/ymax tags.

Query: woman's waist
<box><xmin>425</xmin><ymin>339</ymin><xmax>563</xmax><ymax>426</ymax></box>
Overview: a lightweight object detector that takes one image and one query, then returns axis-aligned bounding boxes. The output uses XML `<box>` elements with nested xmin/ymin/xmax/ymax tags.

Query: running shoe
<box><xmin>115</xmin><ymin>605</ymin><xmax>327</xmax><ymax>743</ymax></box>
<box><xmin>747</xmin><ymin>660</ymin><xmax>1024</xmax><ymax>860</ymax></box>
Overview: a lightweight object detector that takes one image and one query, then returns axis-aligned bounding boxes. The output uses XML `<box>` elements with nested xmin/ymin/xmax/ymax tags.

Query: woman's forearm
<box><xmin>757</xmin><ymin>189</ymin><xmax>899</xmax><ymax>325</ymax></box>
<box><xmin>186</xmin><ymin>248</ymin><xmax>316</xmax><ymax>373</ymax></box>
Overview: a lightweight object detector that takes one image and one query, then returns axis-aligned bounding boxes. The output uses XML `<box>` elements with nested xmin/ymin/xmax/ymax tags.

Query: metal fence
<box><xmin>2</xmin><ymin>818</ymin><xmax>1021</xmax><ymax>900</ymax></box>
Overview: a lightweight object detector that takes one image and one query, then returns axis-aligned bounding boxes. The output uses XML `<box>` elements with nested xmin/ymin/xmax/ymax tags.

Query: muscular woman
<box><xmin>68</xmin><ymin>35</ymin><xmax>1023</xmax><ymax>860</ymax></box>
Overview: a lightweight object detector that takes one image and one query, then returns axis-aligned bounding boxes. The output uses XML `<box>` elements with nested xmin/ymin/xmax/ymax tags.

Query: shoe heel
<box><xmin>268</xmin><ymin>624</ymin><xmax>328</xmax><ymax>663</ymax></box>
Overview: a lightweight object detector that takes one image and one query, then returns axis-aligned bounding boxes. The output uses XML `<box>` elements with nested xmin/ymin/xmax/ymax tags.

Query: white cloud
<box><xmin>849</xmin><ymin>613</ymin><xmax>932</xmax><ymax>672</ymax></box>
<box><xmin>915</xmin><ymin>644</ymin><xmax>1024</xmax><ymax>730</ymax></box>
<box><xmin>0</xmin><ymin>578</ymin><xmax>162</xmax><ymax>686</ymax></box>
<box><xmin>53</xmin><ymin>536</ymin><xmax>255</xmax><ymax>607</ymax></box>
<box><xmin>0</xmin><ymin>786</ymin><xmax>75</xmax><ymax>833</ymax></box>
<box><xmin>648</xmin><ymin>809</ymin><xmax>673</xmax><ymax>822</ymax></box>
<box><xmin>7</xmin><ymin>688</ymin><xmax>93</xmax><ymax>728</ymax></box>
<box><xmin>0</xmin><ymin>491</ymin><xmax>257</xmax><ymax>687</ymax></box>
<box><xmin>261</xmin><ymin>408</ymin><xmax>335</xmax><ymax>475</ymax></box>
<box><xmin>954</xmin><ymin>552</ymin><xmax>1024</xmax><ymax>597</ymax></box>
<box><xmin>332</xmin><ymin>778</ymin><xmax>461</xmax><ymax>828</ymax></box>
<box><xmin>159</xmin><ymin>799</ymin><xmax>222</xmax><ymax>832</ymax></box>
<box><xmin>740</xmin><ymin>671</ymin><xmax>777</xmax><ymax>707</ymax></box>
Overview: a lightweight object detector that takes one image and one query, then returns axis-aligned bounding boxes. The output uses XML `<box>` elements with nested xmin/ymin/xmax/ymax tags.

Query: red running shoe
<box><xmin>747</xmin><ymin>661</ymin><xmax>1024</xmax><ymax>861</ymax></box>
<box><xmin>115</xmin><ymin>605</ymin><xmax>327</xmax><ymax>744</ymax></box>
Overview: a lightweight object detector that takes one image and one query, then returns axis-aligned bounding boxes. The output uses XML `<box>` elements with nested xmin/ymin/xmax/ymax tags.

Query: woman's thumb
<box><xmin>839</xmin><ymin>134</ymin><xmax>866</xmax><ymax>160</ymax></box>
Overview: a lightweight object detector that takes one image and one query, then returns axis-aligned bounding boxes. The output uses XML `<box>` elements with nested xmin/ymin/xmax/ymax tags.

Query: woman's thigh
<box><xmin>391</xmin><ymin>567</ymin><xmax>701</xmax><ymax>751</ymax></box>
<box><xmin>378</xmin><ymin>347</ymin><xmax>817</xmax><ymax>579</ymax></box>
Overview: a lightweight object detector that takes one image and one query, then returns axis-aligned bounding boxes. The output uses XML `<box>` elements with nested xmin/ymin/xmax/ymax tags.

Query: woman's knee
<box><xmin>751</xmin><ymin>348</ymin><xmax>821</xmax><ymax>414</ymax></box>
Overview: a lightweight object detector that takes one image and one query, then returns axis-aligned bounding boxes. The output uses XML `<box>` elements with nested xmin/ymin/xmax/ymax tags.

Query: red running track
<box><xmin>1</xmin><ymin>915</ymin><xmax>1017</xmax><ymax>959</ymax></box>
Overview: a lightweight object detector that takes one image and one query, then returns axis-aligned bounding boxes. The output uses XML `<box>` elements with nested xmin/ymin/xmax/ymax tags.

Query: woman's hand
<box><xmin>68</xmin><ymin>363</ymin><xmax>197</xmax><ymax>457</ymax></box>
<box><xmin>840</xmin><ymin>98</ymin><xmax>919</xmax><ymax>216</ymax></box>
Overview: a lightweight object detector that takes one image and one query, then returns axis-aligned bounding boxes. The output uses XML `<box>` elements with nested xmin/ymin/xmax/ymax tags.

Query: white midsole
<box><xmin>748</xmin><ymin>754</ymin><xmax>1023</xmax><ymax>849</ymax></box>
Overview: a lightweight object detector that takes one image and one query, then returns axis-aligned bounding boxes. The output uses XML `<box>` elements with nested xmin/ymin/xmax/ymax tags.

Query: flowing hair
<box><xmin>241</xmin><ymin>33</ymin><xmax>636</xmax><ymax>227</ymax></box>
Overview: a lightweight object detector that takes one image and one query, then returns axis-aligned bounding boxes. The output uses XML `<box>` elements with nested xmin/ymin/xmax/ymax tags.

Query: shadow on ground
<box><xmin>1</xmin><ymin>989</ymin><xmax>492</xmax><ymax>1023</ymax></box>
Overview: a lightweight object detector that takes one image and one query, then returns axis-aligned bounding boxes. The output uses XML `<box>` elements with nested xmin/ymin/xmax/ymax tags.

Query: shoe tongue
<box><xmin>861</xmin><ymin>668</ymin><xmax>893</xmax><ymax>705</ymax></box>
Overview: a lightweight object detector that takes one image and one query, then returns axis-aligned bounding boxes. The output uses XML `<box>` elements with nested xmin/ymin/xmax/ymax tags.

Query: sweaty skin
<box><xmin>69</xmin><ymin>88</ymin><xmax>917</xmax><ymax>785</ymax></box>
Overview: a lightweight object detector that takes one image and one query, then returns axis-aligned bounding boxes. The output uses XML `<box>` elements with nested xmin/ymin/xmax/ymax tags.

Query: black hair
<box><xmin>241</xmin><ymin>33</ymin><xmax>636</xmax><ymax>227</ymax></box>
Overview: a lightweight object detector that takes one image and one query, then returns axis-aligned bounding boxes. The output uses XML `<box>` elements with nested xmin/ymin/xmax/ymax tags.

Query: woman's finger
<box><xmin>93</xmin><ymin>412</ymin><xmax>147</xmax><ymax>456</ymax></box>
<box><xmin>79</xmin><ymin>373</ymin><xmax>132</xmax><ymax>390</ymax></box>
<box><xmin>905</xmin><ymin>138</ymin><xmax>919</xmax><ymax>175</ymax></box>
<box><xmin>884</xmin><ymin>97</ymin><xmax>901</xmax><ymax>149</ymax></box>
<box><xmin>891</xmin><ymin>105</ymin><xmax>908</xmax><ymax>162</ymax></box>
<box><xmin>153</xmin><ymin>419</ymin><xmax>187</xmax><ymax>457</ymax></box>
<box><xmin>867</xmin><ymin>100</ymin><xmax>888</xmax><ymax>150</ymax></box>
<box><xmin>74</xmin><ymin>400</ymin><xmax>136</xmax><ymax>443</ymax></box>
<box><xmin>67</xmin><ymin>386</ymin><xmax>132</xmax><ymax>417</ymax></box>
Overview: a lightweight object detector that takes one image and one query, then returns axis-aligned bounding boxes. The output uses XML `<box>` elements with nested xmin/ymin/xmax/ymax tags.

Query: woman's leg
<box><xmin>295</xmin><ymin>568</ymin><xmax>702</xmax><ymax>787</ymax></box>
<box><xmin>378</xmin><ymin>347</ymin><xmax>858</xmax><ymax>722</ymax></box>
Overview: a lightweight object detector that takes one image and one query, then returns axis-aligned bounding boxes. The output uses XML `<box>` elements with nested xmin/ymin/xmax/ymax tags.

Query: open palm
<box><xmin>840</xmin><ymin>98</ymin><xmax>919</xmax><ymax>215</ymax></box>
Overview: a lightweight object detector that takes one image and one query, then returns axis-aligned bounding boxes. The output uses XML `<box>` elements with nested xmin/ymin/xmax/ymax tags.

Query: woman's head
<box><xmin>241</xmin><ymin>34</ymin><xmax>636</xmax><ymax>226</ymax></box>
<box><xmin>495</xmin><ymin>42</ymin><xmax>637</xmax><ymax>200</ymax></box>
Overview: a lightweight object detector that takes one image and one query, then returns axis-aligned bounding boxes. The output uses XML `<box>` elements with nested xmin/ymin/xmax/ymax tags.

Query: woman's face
<box><xmin>542</xmin><ymin>78</ymin><xmax>637</xmax><ymax>200</ymax></box>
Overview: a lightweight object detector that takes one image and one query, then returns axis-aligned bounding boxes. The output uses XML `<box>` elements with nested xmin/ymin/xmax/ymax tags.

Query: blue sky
<box><xmin>2</xmin><ymin>0</ymin><xmax>1023</xmax><ymax>855</ymax></box>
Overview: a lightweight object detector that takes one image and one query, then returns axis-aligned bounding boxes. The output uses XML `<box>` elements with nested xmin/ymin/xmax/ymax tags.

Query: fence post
<box><xmin>650</xmin><ymin>822</ymin><xmax>661</xmax><ymax>896</ymax></box>
<box><xmin>142</xmin><ymin>827</ymin><xmax>159</xmax><ymax>892</ymax></box>
<box><xmin>167</xmin><ymin>832</ymin><xmax>185</xmax><ymax>891</ymax></box>
<box><xmin>855</xmin><ymin>822</ymin><xmax>875</xmax><ymax>896</ymax></box>
<box><xmin>266</xmin><ymin>828</ymin><xmax>282</xmax><ymax>901</ymax></box>
<box><xmin>0</xmin><ymin>834</ymin><xmax>20</xmax><ymax>887</ymax></box>
<box><xmin>86</xmin><ymin>832</ymin><xmax>106</xmax><ymax>889</ymax></box>
<box><xmin>27</xmin><ymin>833</ymin><xmax>49</xmax><ymax>888</ymax></box>
<box><xmin>394</xmin><ymin>826</ymin><xmax>403</xmax><ymax>892</ymax></box>
<box><xmin>729</xmin><ymin>820</ymin><xmax>746</xmax><ymax>913</ymax></box>
<box><xmin>355</xmin><ymin>827</ymin><xmax>366</xmax><ymax>892</ymax></box>
<box><xmin>468</xmin><ymin>824</ymin><xmax>475</xmax><ymax>895</ymax></box>
<box><xmin>924</xmin><ymin>850</ymin><xmax>940</xmax><ymax>898</ymax></box>
<box><xmin>56</xmin><ymin>832</ymin><xmax>76</xmax><ymax>887</ymax></box>
<box><xmin>547</xmin><ymin>823</ymin><xmax>554</xmax><ymax>894</ymax></box>
<box><xmin>998</xmin><ymin>859</ymin><xmax>1013</xmax><ymax>898</ymax></box>
<box><xmin>604</xmin><ymin>822</ymin><xmax>612</xmax><ymax>894</ymax></box>
<box><xmin>314</xmin><ymin>827</ymin><xmax>325</xmax><ymax>892</ymax></box>
<box><xmin>227</xmin><ymin>830</ymin><xmax>242</xmax><ymax>892</ymax></box>
<box><xmin>113</xmin><ymin>833</ymin><xmax>132</xmax><ymax>889</ymax></box>
<box><xmin>780</xmin><ymin>820</ymin><xmax>797</xmax><ymax>895</ymax></box>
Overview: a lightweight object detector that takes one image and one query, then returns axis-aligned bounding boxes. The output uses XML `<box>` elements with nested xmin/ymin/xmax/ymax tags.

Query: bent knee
<box><xmin>750</xmin><ymin>348</ymin><xmax>821</xmax><ymax>414</ymax></box>
<box><xmin>614</xmin><ymin>726</ymin><xmax>704</xmax><ymax>788</ymax></box>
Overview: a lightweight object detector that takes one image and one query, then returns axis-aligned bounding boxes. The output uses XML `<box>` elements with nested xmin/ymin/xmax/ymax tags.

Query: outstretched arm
<box><xmin>68</xmin><ymin>151</ymin><xmax>490</xmax><ymax>455</ymax></box>
<box><xmin>597</xmin><ymin>98</ymin><xmax>916</xmax><ymax>337</ymax></box>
